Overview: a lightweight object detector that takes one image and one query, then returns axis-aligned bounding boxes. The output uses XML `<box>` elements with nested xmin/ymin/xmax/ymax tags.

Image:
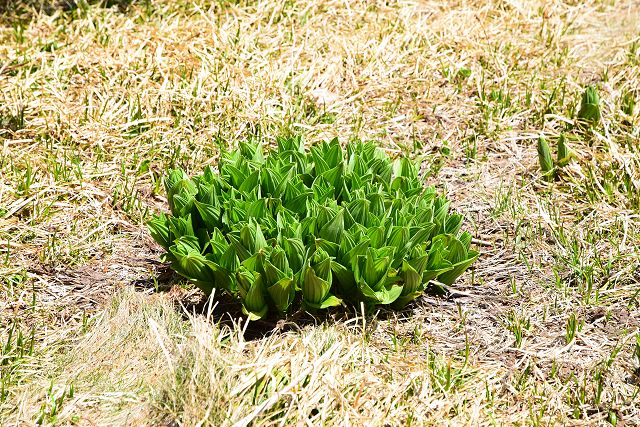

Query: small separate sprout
<box><xmin>537</xmin><ymin>136</ymin><xmax>554</xmax><ymax>182</ymax></box>
<box><xmin>577</xmin><ymin>85</ymin><xmax>601</xmax><ymax>126</ymax></box>
<box><xmin>621</xmin><ymin>91</ymin><xmax>636</xmax><ymax>116</ymax></box>
<box><xmin>537</xmin><ymin>133</ymin><xmax>574</xmax><ymax>181</ymax></box>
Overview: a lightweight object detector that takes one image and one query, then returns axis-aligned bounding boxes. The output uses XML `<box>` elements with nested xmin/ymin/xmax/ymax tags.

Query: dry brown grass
<box><xmin>1</xmin><ymin>0</ymin><xmax>640</xmax><ymax>425</ymax></box>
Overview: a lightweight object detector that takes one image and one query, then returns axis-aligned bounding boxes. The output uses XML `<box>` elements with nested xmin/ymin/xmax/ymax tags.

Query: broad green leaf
<box><xmin>537</xmin><ymin>136</ymin><xmax>554</xmax><ymax>181</ymax></box>
<box><xmin>401</xmin><ymin>224</ymin><xmax>435</xmax><ymax>256</ymax></box>
<box><xmin>247</xmin><ymin>199</ymin><xmax>268</xmax><ymax>220</ymax></box>
<box><xmin>447</xmin><ymin>238</ymin><xmax>467</xmax><ymax>264</ymax></box>
<box><xmin>415</xmin><ymin>206</ymin><xmax>434</xmax><ymax>226</ymax></box>
<box><xmin>399</xmin><ymin>259</ymin><xmax>423</xmax><ymax>295</ymax></box>
<box><xmin>434</xmin><ymin>199</ymin><xmax>450</xmax><ymax>229</ymax></box>
<box><xmin>367</xmin><ymin>226</ymin><xmax>385</xmax><ymax>249</ymax></box>
<box><xmin>267</xmin><ymin>277</ymin><xmax>295</xmax><ymax>313</ymax></box>
<box><xmin>219</xmin><ymin>245</ymin><xmax>240</xmax><ymax>272</ymax></box>
<box><xmin>302</xmin><ymin>263</ymin><xmax>332</xmax><ymax>305</ymax></box>
<box><xmin>283</xmin><ymin>190</ymin><xmax>312</xmax><ymax>215</ymax></box>
<box><xmin>168</xmin><ymin>236</ymin><xmax>216</xmax><ymax>292</ymax></box>
<box><xmin>167</xmin><ymin>215</ymin><xmax>194</xmax><ymax>240</ymax></box>
<box><xmin>305</xmin><ymin>294</ymin><xmax>342</xmax><ymax>310</ymax></box>
<box><xmin>148</xmin><ymin>213</ymin><xmax>171</xmax><ymax>250</ymax></box>
<box><xmin>322</xmin><ymin>163</ymin><xmax>344</xmax><ymax>197</ymax></box>
<box><xmin>312</xmin><ymin>176</ymin><xmax>335</xmax><ymax>203</ymax></box>
<box><xmin>239</xmin><ymin>220</ymin><xmax>268</xmax><ymax>253</ymax></box>
<box><xmin>445</xmin><ymin>214</ymin><xmax>463</xmax><ymax>235</ymax></box>
<box><xmin>310</xmin><ymin>248</ymin><xmax>332</xmax><ymax>281</ymax></box>
<box><xmin>194</xmin><ymin>200</ymin><xmax>221</xmax><ymax>230</ymax></box>
<box><xmin>172</xmin><ymin>192</ymin><xmax>195</xmax><ymax>217</ymax></box>
<box><xmin>239</xmin><ymin>141</ymin><xmax>264</xmax><ymax>163</ymax></box>
<box><xmin>242</xmin><ymin>279</ymin><xmax>268</xmax><ymax>320</ymax></box>
<box><xmin>314</xmin><ymin>238</ymin><xmax>339</xmax><ymax>258</ymax></box>
<box><xmin>319</xmin><ymin>208</ymin><xmax>344</xmax><ymax>243</ymax></box>
<box><xmin>311</xmin><ymin>146</ymin><xmax>331</xmax><ymax>175</ymax></box>
<box><xmin>206</xmin><ymin>230</ymin><xmax>228</xmax><ymax>258</ymax></box>
<box><xmin>263</xmin><ymin>258</ymin><xmax>285</xmax><ymax>284</ymax></box>
<box><xmin>200</xmin><ymin>165</ymin><xmax>217</xmax><ymax>185</ymax></box>
<box><xmin>236</xmin><ymin>268</ymin><xmax>257</xmax><ymax>297</ymax></box>
<box><xmin>343</xmin><ymin>238</ymin><xmax>371</xmax><ymax>268</ymax></box>
<box><xmin>324</xmin><ymin>138</ymin><xmax>343</xmax><ymax>168</ymax></box>
<box><xmin>223</xmin><ymin>163</ymin><xmax>248</xmax><ymax>189</ymax></box>
<box><xmin>164</xmin><ymin>169</ymin><xmax>189</xmax><ymax>197</ymax></box>
<box><xmin>331</xmin><ymin>261</ymin><xmax>356</xmax><ymax>296</ymax></box>
<box><xmin>459</xmin><ymin>231</ymin><xmax>472</xmax><ymax>249</ymax></box>
<box><xmin>315</xmin><ymin>204</ymin><xmax>338</xmax><ymax>232</ymax></box>
<box><xmin>357</xmin><ymin>247</ymin><xmax>395</xmax><ymax>291</ymax></box>
<box><xmin>422</xmin><ymin>263</ymin><xmax>453</xmax><ymax>283</ymax></box>
<box><xmin>261</xmin><ymin>167</ymin><xmax>283</xmax><ymax>196</ymax></box>
<box><xmin>227</xmin><ymin>234</ymin><xmax>252</xmax><ymax>262</ymax></box>
<box><xmin>347</xmin><ymin>198</ymin><xmax>370</xmax><ymax>225</ymax></box>
<box><xmin>337</xmin><ymin>231</ymin><xmax>356</xmax><ymax>257</ymax></box>
<box><xmin>299</xmin><ymin>216</ymin><xmax>317</xmax><ymax>240</ymax></box>
<box><xmin>407</xmin><ymin>254</ymin><xmax>429</xmax><ymax>275</ymax></box>
<box><xmin>277</xmin><ymin>135</ymin><xmax>304</xmax><ymax>153</ymax></box>
<box><xmin>437</xmin><ymin>251</ymin><xmax>478</xmax><ymax>285</ymax></box>
<box><xmin>357</xmin><ymin>278</ymin><xmax>403</xmax><ymax>304</ymax></box>
<box><xmin>239</xmin><ymin>169</ymin><xmax>260</xmax><ymax>194</ymax></box>
<box><xmin>387</xmin><ymin>226</ymin><xmax>409</xmax><ymax>250</ymax></box>
<box><xmin>369</xmin><ymin>193</ymin><xmax>385</xmax><ymax>217</ymax></box>
<box><xmin>283</xmin><ymin>238</ymin><xmax>305</xmax><ymax>273</ymax></box>
<box><xmin>269</xmin><ymin>247</ymin><xmax>289</xmax><ymax>273</ymax></box>
<box><xmin>392</xmin><ymin>157</ymin><xmax>418</xmax><ymax>180</ymax></box>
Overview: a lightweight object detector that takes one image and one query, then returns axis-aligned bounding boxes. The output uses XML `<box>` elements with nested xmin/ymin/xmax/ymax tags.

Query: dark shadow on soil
<box><xmin>133</xmin><ymin>242</ymin><xmax>476</xmax><ymax>343</ymax></box>
<box><xmin>145</xmin><ymin>274</ymin><xmax>464</xmax><ymax>342</ymax></box>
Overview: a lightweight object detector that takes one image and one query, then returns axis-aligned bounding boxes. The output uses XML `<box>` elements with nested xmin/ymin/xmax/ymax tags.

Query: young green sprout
<box><xmin>577</xmin><ymin>85</ymin><xmax>601</xmax><ymax>126</ymax></box>
<box><xmin>537</xmin><ymin>136</ymin><xmax>554</xmax><ymax>182</ymax></box>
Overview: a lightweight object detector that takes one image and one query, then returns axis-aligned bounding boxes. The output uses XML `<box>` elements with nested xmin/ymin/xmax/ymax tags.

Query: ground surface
<box><xmin>1</xmin><ymin>0</ymin><xmax>639</xmax><ymax>425</ymax></box>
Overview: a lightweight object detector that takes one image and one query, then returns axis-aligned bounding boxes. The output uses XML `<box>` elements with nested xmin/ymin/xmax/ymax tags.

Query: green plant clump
<box><xmin>148</xmin><ymin>138</ymin><xmax>479</xmax><ymax>319</ymax></box>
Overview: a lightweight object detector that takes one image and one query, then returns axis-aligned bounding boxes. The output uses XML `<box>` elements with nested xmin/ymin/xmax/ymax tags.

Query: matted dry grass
<box><xmin>1</xmin><ymin>0</ymin><xmax>639</xmax><ymax>425</ymax></box>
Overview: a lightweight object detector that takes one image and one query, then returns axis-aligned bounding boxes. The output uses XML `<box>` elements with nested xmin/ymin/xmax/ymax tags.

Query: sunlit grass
<box><xmin>1</xmin><ymin>0</ymin><xmax>639</xmax><ymax>425</ymax></box>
